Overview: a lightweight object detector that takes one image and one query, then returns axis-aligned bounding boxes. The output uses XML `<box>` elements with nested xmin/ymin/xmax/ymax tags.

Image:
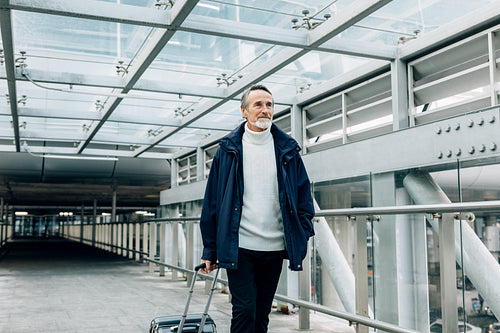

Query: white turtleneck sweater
<box><xmin>238</xmin><ymin>123</ymin><xmax>285</xmax><ymax>251</ymax></box>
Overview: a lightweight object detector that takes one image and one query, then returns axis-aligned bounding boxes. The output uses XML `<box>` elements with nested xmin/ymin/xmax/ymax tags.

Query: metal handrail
<box><xmin>316</xmin><ymin>200</ymin><xmax>500</xmax><ymax>217</ymax></box>
<box><xmin>144</xmin><ymin>257</ymin><xmax>419</xmax><ymax>333</ymax></box>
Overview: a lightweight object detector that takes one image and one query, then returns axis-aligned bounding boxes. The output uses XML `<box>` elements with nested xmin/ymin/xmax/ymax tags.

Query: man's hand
<box><xmin>200</xmin><ymin>259</ymin><xmax>218</xmax><ymax>274</ymax></box>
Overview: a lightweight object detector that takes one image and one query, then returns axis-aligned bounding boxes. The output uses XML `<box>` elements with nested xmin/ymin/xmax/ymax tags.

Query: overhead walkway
<box><xmin>0</xmin><ymin>239</ymin><xmax>354</xmax><ymax>333</ymax></box>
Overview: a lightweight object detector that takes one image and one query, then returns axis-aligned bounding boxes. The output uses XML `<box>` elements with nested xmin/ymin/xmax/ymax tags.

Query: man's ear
<box><xmin>241</xmin><ymin>107</ymin><xmax>247</xmax><ymax>118</ymax></box>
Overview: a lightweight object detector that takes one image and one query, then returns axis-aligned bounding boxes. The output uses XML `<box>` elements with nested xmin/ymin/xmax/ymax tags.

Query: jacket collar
<box><xmin>220</xmin><ymin>122</ymin><xmax>300</xmax><ymax>157</ymax></box>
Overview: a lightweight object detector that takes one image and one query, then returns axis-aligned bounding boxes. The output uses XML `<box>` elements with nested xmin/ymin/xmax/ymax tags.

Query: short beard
<box><xmin>248</xmin><ymin>118</ymin><xmax>271</xmax><ymax>130</ymax></box>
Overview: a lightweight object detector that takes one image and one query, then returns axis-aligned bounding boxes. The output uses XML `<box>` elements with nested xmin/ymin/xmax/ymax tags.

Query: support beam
<box><xmin>134</xmin><ymin>0</ymin><xmax>393</xmax><ymax>157</ymax></box>
<box><xmin>439</xmin><ymin>213</ymin><xmax>458</xmax><ymax>333</ymax></box>
<box><xmin>5</xmin><ymin>0</ymin><xmax>396</xmax><ymax>60</ymax></box>
<box><xmin>391</xmin><ymin>58</ymin><xmax>409</xmax><ymax>130</ymax></box>
<box><xmin>488</xmin><ymin>31</ymin><xmax>498</xmax><ymax>106</ymax></box>
<box><xmin>0</xmin><ymin>4</ymin><xmax>20</xmax><ymax>151</ymax></box>
<box><xmin>403</xmin><ymin>171</ymin><xmax>500</xmax><ymax>321</ymax></box>
<box><xmin>77</xmin><ymin>0</ymin><xmax>199</xmax><ymax>154</ymax></box>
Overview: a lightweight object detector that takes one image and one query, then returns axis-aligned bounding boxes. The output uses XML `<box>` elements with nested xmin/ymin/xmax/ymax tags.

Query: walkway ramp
<box><xmin>0</xmin><ymin>240</ymin><xmax>352</xmax><ymax>332</ymax></box>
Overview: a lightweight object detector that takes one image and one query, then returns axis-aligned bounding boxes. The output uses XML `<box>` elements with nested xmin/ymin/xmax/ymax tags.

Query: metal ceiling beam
<box><xmin>12</xmin><ymin>106</ymin><xmax>235</xmax><ymax>131</ymax></box>
<box><xmin>76</xmin><ymin>0</ymin><xmax>199</xmax><ymax>154</ymax></box>
<box><xmin>398</xmin><ymin>1</ymin><xmax>500</xmax><ymax>61</ymax></box>
<box><xmin>6</xmin><ymin>0</ymin><xmax>396</xmax><ymax>60</ymax></box>
<box><xmin>133</xmin><ymin>0</ymin><xmax>393</xmax><ymax>157</ymax></box>
<box><xmin>3</xmin><ymin>68</ymin><xmax>294</xmax><ymax>103</ymax></box>
<box><xmin>0</xmin><ymin>2</ymin><xmax>20</xmax><ymax>151</ymax></box>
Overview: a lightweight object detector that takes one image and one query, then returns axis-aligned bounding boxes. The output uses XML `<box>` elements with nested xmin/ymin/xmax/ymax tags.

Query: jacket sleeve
<box><xmin>200</xmin><ymin>152</ymin><xmax>219</xmax><ymax>262</ymax></box>
<box><xmin>296</xmin><ymin>156</ymin><xmax>315</xmax><ymax>238</ymax></box>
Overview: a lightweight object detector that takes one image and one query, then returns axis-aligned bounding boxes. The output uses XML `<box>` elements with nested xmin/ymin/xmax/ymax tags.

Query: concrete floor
<box><xmin>0</xmin><ymin>239</ymin><xmax>354</xmax><ymax>333</ymax></box>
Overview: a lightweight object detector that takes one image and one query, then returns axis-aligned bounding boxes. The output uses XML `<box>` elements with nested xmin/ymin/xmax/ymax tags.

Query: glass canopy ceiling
<box><xmin>0</xmin><ymin>0</ymin><xmax>497</xmax><ymax>160</ymax></box>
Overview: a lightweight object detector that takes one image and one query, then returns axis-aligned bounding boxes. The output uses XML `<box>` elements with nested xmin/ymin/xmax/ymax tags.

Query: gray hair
<box><xmin>240</xmin><ymin>84</ymin><xmax>273</xmax><ymax>110</ymax></box>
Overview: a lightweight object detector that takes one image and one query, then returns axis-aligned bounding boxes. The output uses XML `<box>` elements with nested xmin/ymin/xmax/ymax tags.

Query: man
<box><xmin>199</xmin><ymin>84</ymin><xmax>315</xmax><ymax>333</ymax></box>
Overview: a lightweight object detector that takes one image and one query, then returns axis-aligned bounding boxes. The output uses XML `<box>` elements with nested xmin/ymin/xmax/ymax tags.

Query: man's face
<box><xmin>241</xmin><ymin>89</ymin><xmax>274</xmax><ymax>132</ymax></box>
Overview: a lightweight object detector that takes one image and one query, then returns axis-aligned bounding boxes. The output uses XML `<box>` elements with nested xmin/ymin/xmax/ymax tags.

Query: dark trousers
<box><xmin>226</xmin><ymin>248</ymin><xmax>286</xmax><ymax>333</ymax></box>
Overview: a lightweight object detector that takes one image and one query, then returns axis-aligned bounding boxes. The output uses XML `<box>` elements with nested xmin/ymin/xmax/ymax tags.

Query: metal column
<box><xmin>391</xmin><ymin>58</ymin><xmax>409</xmax><ymax>130</ymax></box>
<box><xmin>171</xmin><ymin>222</ymin><xmax>179</xmax><ymax>281</ymax></box>
<box><xmin>354</xmin><ymin>217</ymin><xmax>369</xmax><ymax>333</ymax></box>
<box><xmin>439</xmin><ymin>213</ymin><xmax>458</xmax><ymax>333</ymax></box>
<box><xmin>403</xmin><ymin>171</ymin><xmax>500</xmax><ymax>323</ymax></box>
<box><xmin>488</xmin><ymin>31</ymin><xmax>498</xmax><ymax>106</ymax></box>
<box><xmin>371</xmin><ymin>173</ymin><xmax>399</xmax><ymax>325</ymax></box>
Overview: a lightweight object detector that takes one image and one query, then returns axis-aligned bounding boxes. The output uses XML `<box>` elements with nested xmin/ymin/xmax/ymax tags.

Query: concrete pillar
<box><xmin>111</xmin><ymin>187</ymin><xmax>117</xmax><ymax>223</ymax></box>
<box><xmin>159</xmin><ymin>223</ymin><xmax>166</xmax><ymax>276</ymax></box>
<box><xmin>92</xmin><ymin>199</ymin><xmax>97</xmax><ymax>247</ymax></box>
<box><xmin>143</xmin><ymin>222</ymin><xmax>149</xmax><ymax>262</ymax></box>
<box><xmin>80</xmin><ymin>203</ymin><xmax>84</xmax><ymax>243</ymax></box>
<box><xmin>171</xmin><ymin>222</ymin><xmax>179</xmax><ymax>281</ymax></box>
<box><xmin>117</xmin><ymin>223</ymin><xmax>122</xmax><ymax>256</ymax></box>
<box><xmin>1</xmin><ymin>197</ymin><xmax>4</xmax><ymax>221</ymax></box>
<box><xmin>135</xmin><ymin>223</ymin><xmax>141</xmax><ymax>261</ymax></box>
<box><xmin>149</xmin><ymin>222</ymin><xmax>157</xmax><ymax>273</ymax></box>
<box><xmin>129</xmin><ymin>223</ymin><xmax>134</xmax><ymax>259</ymax></box>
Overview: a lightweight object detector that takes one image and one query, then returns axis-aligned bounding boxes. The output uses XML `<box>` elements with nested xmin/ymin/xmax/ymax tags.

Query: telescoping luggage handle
<box><xmin>176</xmin><ymin>263</ymin><xmax>220</xmax><ymax>333</ymax></box>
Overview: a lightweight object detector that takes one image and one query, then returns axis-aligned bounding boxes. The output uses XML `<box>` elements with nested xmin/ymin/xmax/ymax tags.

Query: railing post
<box><xmin>354</xmin><ymin>217</ymin><xmax>369</xmax><ymax>333</ymax></box>
<box><xmin>118</xmin><ymin>222</ymin><xmax>123</xmax><ymax>256</ymax></box>
<box><xmin>298</xmin><ymin>238</ymin><xmax>311</xmax><ymax>330</ymax></box>
<box><xmin>439</xmin><ymin>213</ymin><xmax>458</xmax><ymax>333</ymax></box>
<box><xmin>171</xmin><ymin>222</ymin><xmax>179</xmax><ymax>281</ymax></box>
<box><xmin>160</xmin><ymin>222</ymin><xmax>166</xmax><ymax>276</ymax></box>
<box><xmin>186</xmin><ymin>221</ymin><xmax>194</xmax><ymax>286</ymax></box>
<box><xmin>143</xmin><ymin>222</ymin><xmax>149</xmax><ymax>261</ymax></box>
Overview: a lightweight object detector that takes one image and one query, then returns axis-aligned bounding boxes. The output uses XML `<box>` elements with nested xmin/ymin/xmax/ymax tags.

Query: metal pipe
<box><xmin>403</xmin><ymin>171</ymin><xmax>500</xmax><ymax>320</ymax></box>
<box><xmin>313</xmin><ymin>200</ymin><xmax>356</xmax><ymax>314</ymax></box>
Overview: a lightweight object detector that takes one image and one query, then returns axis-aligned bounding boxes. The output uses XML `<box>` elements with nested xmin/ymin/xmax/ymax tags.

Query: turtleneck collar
<box><xmin>243</xmin><ymin>122</ymin><xmax>272</xmax><ymax>145</ymax></box>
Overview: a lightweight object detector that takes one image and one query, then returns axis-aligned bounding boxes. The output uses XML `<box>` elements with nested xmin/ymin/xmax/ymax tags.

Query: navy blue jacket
<box><xmin>200</xmin><ymin>122</ymin><xmax>315</xmax><ymax>271</ymax></box>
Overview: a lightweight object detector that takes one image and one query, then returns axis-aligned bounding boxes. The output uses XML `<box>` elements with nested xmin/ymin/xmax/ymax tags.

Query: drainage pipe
<box><xmin>403</xmin><ymin>171</ymin><xmax>500</xmax><ymax>319</ymax></box>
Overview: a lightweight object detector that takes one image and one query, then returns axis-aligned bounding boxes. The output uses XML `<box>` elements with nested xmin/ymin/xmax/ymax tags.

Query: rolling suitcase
<box><xmin>149</xmin><ymin>263</ymin><xmax>220</xmax><ymax>333</ymax></box>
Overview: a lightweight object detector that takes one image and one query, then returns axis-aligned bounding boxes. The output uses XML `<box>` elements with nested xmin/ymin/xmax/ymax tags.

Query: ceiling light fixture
<box><xmin>15</xmin><ymin>51</ymin><xmax>27</xmax><ymax>68</ymax></box>
<box><xmin>23</xmin><ymin>142</ymin><xmax>118</xmax><ymax>161</ymax></box>
<box><xmin>17</xmin><ymin>95</ymin><xmax>27</xmax><ymax>106</ymax></box>
<box><xmin>116</xmin><ymin>60</ymin><xmax>129</xmax><ymax>76</ymax></box>
<box><xmin>95</xmin><ymin>100</ymin><xmax>104</xmax><ymax>112</ymax></box>
<box><xmin>154</xmin><ymin>0</ymin><xmax>174</xmax><ymax>10</ymax></box>
<box><xmin>398</xmin><ymin>30</ymin><xmax>421</xmax><ymax>45</ymax></box>
<box><xmin>291</xmin><ymin>10</ymin><xmax>331</xmax><ymax>31</ymax></box>
<box><xmin>216</xmin><ymin>73</ymin><xmax>243</xmax><ymax>87</ymax></box>
<box><xmin>174</xmin><ymin>106</ymin><xmax>194</xmax><ymax>118</ymax></box>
